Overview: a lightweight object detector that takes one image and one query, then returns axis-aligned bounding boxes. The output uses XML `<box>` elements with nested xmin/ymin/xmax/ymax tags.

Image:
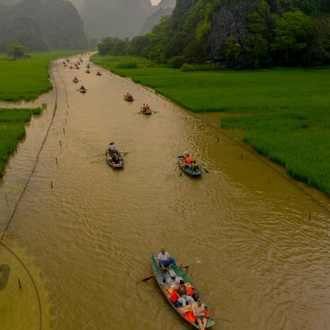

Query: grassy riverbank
<box><xmin>91</xmin><ymin>55</ymin><xmax>330</xmax><ymax>197</ymax></box>
<box><xmin>0</xmin><ymin>50</ymin><xmax>84</xmax><ymax>102</ymax></box>
<box><xmin>0</xmin><ymin>107</ymin><xmax>42</xmax><ymax>178</ymax></box>
<box><xmin>0</xmin><ymin>50</ymin><xmax>84</xmax><ymax>177</ymax></box>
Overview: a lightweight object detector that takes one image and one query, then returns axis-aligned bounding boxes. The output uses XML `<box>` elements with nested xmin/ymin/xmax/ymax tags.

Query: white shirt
<box><xmin>109</xmin><ymin>145</ymin><xmax>116</xmax><ymax>151</ymax></box>
<box><xmin>158</xmin><ymin>252</ymin><xmax>170</xmax><ymax>261</ymax></box>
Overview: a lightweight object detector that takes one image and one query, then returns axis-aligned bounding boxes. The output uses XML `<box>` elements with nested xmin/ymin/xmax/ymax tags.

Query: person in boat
<box><xmin>80</xmin><ymin>85</ymin><xmax>85</xmax><ymax>90</ymax></box>
<box><xmin>158</xmin><ymin>248</ymin><xmax>178</xmax><ymax>271</ymax></box>
<box><xmin>182</xmin><ymin>151</ymin><xmax>189</xmax><ymax>161</ymax></box>
<box><xmin>108</xmin><ymin>142</ymin><xmax>116</xmax><ymax>153</ymax></box>
<box><xmin>73</xmin><ymin>77</ymin><xmax>78</xmax><ymax>81</ymax></box>
<box><xmin>175</xmin><ymin>280</ymin><xmax>195</xmax><ymax>307</ymax></box>
<box><xmin>125</xmin><ymin>92</ymin><xmax>131</xmax><ymax>98</ymax></box>
<box><xmin>191</xmin><ymin>160</ymin><xmax>198</xmax><ymax>172</ymax></box>
<box><xmin>112</xmin><ymin>154</ymin><xmax>121</xmax><ymax>165</ymax></box>
<box><xmin>141</xmin><ymin>104</ymin><xmax>147</xmax><ymax>111</ymax></box>
<box><xmin>193</xmin><ymin>298</ymin><xmax>208</xmax><ymax>330</ymax></box>
<box><xmin>181</xmin><ymin>153</ymin><xmax>192</xmax><ymax>169</ymax></box>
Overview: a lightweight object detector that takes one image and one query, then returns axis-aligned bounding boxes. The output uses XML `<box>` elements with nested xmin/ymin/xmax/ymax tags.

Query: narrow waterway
<box><xmin>0</xmin><ymin>54</ymin><xmax>329</xmax><ymax>330</ymax></box>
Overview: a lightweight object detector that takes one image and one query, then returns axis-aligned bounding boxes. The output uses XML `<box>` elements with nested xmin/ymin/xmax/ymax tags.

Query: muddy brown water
<box><xmin>0</xmin><ymin>54</ymin><xmax>329</xmax><ymax>330</ymax></box>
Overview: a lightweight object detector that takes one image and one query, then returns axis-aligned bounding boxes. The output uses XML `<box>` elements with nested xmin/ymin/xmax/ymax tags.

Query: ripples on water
<box><xmin>0</xmin><ymin>55</ymin><xmax>329</xmax><ymax>330</ymax></box>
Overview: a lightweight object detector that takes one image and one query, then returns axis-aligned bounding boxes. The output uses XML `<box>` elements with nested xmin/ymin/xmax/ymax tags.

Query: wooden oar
<box><xmin>141</xmin><ymin>269</ymin><xmax>164</xmax><ymax>282</ymax></box>
<box><xmin>200</xmin><ymin>166</ymin><xmax>209</xmax><ymax>173</ymax></box>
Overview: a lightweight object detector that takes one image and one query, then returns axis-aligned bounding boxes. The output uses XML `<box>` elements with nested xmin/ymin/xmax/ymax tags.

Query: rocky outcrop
<box><xmin>208</xmin><ymin>2</ymin><xmax>256</xmax><ymax>67</ymax></box>
<box><xmin>139</xmin><ymin>7</ymin><xmax>173</xmax><ymax>35</ymax></box>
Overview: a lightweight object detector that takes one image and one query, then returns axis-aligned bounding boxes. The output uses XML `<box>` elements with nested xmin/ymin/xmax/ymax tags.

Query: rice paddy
<box><xmin>0</xmin><ymin>50</ymin><xmax>85</xmax><ymax>177</ymax></box>
<box><xmin>91</xmin><ymin>55</ymin><xmax>330</xmax><ymax>197</ymax></box>
<box><xmin>0</xmin><ymin>108</ymin><xmax>41</xmax><ymax>178</ymax></box>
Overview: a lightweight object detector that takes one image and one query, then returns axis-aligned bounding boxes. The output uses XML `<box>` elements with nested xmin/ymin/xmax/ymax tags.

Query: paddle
<box><xmin>200</xmin><ymin>166</ymin><xmax>209</xmax><ymax>173</ymax></box>
<box><xmin>141</xmin><ymin>269</ymin><xmax>164</xmax><ymax>282</ymax></box>
<box><xmin>151</xmin><ymin>109</ymin><xmax>157</xmax><ymax>113</ymax></box>
<box><xmin>180</xmin><ymin>260</ymin><xmax>201</xmax><ymax>269</ymax></box>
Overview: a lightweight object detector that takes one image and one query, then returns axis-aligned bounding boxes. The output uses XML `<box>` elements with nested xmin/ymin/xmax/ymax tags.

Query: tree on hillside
<box><xmin>6</xmin><ymin>42</ymin><xmax>25</xmax><ymax>58</ymax></box>
<box><xmin>272</xmin><ymin>11</ymin><xmax>313</xmax><ymax>66</ymax></box>
<box><xmin>220</xmin><ymin>37</ymin><xmax>241</xmax><ymax>67</ymax></box>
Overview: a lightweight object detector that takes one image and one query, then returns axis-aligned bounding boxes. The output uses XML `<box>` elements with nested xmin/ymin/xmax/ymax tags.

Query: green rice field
<box><xmin>0</xmin><ymin>50</ymin><xmax>85</xmax><ymax>102</ymax></box>
<box><xmin>0</xmin><ymin>50</ymin><xmax>84</xmax><ymax>177</ymax></box>
<box><xmin>91</xmin><ymin>55</ymin><xmax>330</xmax><ymax>197</ymax></box>
<box><xmin>0</xmin><ymin>108</ymin><xmax>41</xmax><ymax>178</ymax></box>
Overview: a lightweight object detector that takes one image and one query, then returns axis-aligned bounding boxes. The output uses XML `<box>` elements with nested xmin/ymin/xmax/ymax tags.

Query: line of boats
<box><xmin>75</xmin><ymin>61</ymin><xmax>212</xmax><ymax>327</ymax></box>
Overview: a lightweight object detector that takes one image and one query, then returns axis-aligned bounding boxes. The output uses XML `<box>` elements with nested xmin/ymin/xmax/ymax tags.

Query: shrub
<box><xmin>117</xmin><ymin>61</ymin><xmax>138</xmax><ymax>68</ymax></box>
<box><xmin>168</xmin><ymin>56</ymin><xmax>186</xmax><ymax>68</ymax></box>
<box><xmin>180</xmin><ymin>63</ymin><xmax>195</xmax><ymax>71</ymax></box>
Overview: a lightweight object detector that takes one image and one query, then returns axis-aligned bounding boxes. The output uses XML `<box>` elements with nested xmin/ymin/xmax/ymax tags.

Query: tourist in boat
<box><xmin>112</xmin><ymin>154</ymin><xmax>120</xmax><ymax>165</ymax></box>
<box><xmin>193</xmin><ymin>298</ymin><xmax>208</xmax><ymax>330</ymax></box>
<box><xmin>176</xmin><ymin>280</ymin><xmax>195</xmax><ymax>307</ymax></box>
<box><xmin>73</xmin><ymin>77</ymin><xmax>78</xmax><ymax>81</ymax></box>
<box><xmin>181</xmin><ymin>153</ymin><xmax>192</xmax><ymax>169</ymax></box>
<box><xmin>182</xmin><ymin>151</ymin><xmax>189</xmax><ymax>161</ymax></box>
<box><xmin>191</xmin><ymin>160</ymin><xmax>198</xmax><ymax>172</ymax></box>
<box><xmin>108</xmin><ymin>142</ymin><xmax>116</xmax><ymax>153</ymax></box>
<box><xmin>125</xmin><ymin>92</ymin><xmax>131</xmax><ymax>98</ymax></box>
<box><xmin>158</xmin><ymin>248</ymin><xmax>178</xmax><ymax>271</ymax></box>
<box><xmin>80</xmin><ymin>85</ymin><xmax>85</xmax><ymax>90</ymax></box>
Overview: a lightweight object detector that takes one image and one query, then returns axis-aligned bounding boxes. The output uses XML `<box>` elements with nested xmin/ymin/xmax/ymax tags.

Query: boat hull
<box><xmin>150</xmin><ymin>253</ymin><xmax>215</xmax><ymax>328</ymax></box>
<box><xmin>105</xmin><ymin>150</ymin><xmax>124</xmax><ymax>169</ymax></box>
<box><xmin>178</xmin><ymin>156</ymin><xmax>202</xmax><ymax>176</ymax></box>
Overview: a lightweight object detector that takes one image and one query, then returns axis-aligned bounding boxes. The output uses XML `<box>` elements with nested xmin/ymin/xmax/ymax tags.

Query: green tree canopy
<box><xmin>6</xmin><ymin>42</ymin><xmax>25</xmax><ymax>57</ymax></box>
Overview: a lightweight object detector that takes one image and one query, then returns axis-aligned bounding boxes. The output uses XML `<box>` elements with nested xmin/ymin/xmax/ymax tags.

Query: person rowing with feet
<box><xmin>158</xmin><ymin>247</ymin><xmax>181</xmax><ymax>271</ymax></box>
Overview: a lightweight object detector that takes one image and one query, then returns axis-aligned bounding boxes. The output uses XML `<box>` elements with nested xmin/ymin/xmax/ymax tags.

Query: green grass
<box><xmin>0</xmin><ymin>50</ymin><xmax>86</xmax><ymax>177</ymax></box>
<box><xmin>0</xmin><ymin>50</ymin><xmax>86</xmax><ymax>102</ymax></box>
<box><xmin>91</xmin><ymin>55</ymin><xmax>330</xmax><ymax>197</ymax></box>
<box><xmin>0</xmin><ymin>107</ymin><xmax>41</xmax><ymax>177</ymax></box>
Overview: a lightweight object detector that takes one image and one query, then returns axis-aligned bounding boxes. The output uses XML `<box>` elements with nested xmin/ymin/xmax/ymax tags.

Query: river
<box><xmin>0</xmin><ymin>54</ymin><xmax>329</xmax><ymax>330</ymax></box>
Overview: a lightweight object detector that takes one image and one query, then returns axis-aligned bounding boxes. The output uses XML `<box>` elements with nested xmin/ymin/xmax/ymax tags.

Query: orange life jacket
<box><xmin>185</xmin><ymin>157</ymin><xmax>192</xmax><ymax>165</ymax></box>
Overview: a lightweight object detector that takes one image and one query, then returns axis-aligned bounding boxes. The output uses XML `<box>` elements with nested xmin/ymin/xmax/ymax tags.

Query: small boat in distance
<box><xmin>73</xmin><ymin>78</ymin><xmax>78</xmax><ymax>83</ymax></box>
<box><xmin>85</xmin><ymin>69</ymin><xmax>90</xmax><ymax>73</ymax></box>
<box><xmin>124</xmin><ymin>94</ymin><xmax>134</xmax><ymax>101</ymax></box>
<box><xmin>96</xmin><ymin>71</ymin><xmax>101</xmax><ymax>76</ymax></box>
<box><xmin>106</xmin><ymin>150</ymin><xmax>124</xmax><ymax>168</ymax></box>
<box><xmin>149</xmin><ymin>253</ymin><xmax>215</xmax><ymax>328</ymax></box>
<box><xmin>177</xmin><ymin>156</ymin><xmax>202</xmax><ymax>176</ymax></box>
<box><xmin>140</xmin><ymin>106</ymin><xmax>152</xmax><ymax>115</ymax></box>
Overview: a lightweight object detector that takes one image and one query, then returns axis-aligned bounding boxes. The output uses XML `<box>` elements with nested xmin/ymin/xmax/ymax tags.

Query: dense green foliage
<box><xmin>91</xmin><ymin>54</ymin><xmax>330</xmax><ymax>196</ymax></box>
<box><xmin>0</xmin><ymin>0</ymin><xmax>87</xmax><ymax>52</ymax></box>
<box><xmin>6</xmin><ymin>42</ymin><xmax>26</xmax><ymax>58</ymax></box>
<box><xmin>0</xmin><ymin>50</ymin><xmax>84</xmax><ymax>102</ymax></box>
<box><xmin>0</xmin><ymin>107</ymin><xmax>41</xmax><ymax>178</ymax></box>
<box><xmin>97</xmin><ymin>0</ymin><xmax>330</xmax><ymax>68</ymax></box>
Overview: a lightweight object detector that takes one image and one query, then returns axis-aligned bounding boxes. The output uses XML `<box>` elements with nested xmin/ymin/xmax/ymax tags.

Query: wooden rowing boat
<box><xmin>150</xmin><ymin>253</ymin><xmax>215</xmax><ymax>328</ymax></box>
<box><xmin>79</xmin><ymin>88</ymin><xmax>86</xmax><ymax>93</ymax></box>
<box><xmin>105</xmin><ymin>149</ymin><xmax>124</xmax><ymax>168</ymax></box>
<box><xmin>178</xmin><ymin>156</ymin><xmax>202</xmax><ymax>176</ymax></box>
<box><xmin>140</xmin><ymin>107</ymin><xmax>152</xmax><ymax>115</ymax></box>
<box><xmin>96</xmin><ymin>71</ymin><xmax>102</xmax><ymax>76</ymax></box>
<box><xmin>124</xmin><ymin>95</ymin><xmax>134</xmax><ymax>101</ymax></box>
